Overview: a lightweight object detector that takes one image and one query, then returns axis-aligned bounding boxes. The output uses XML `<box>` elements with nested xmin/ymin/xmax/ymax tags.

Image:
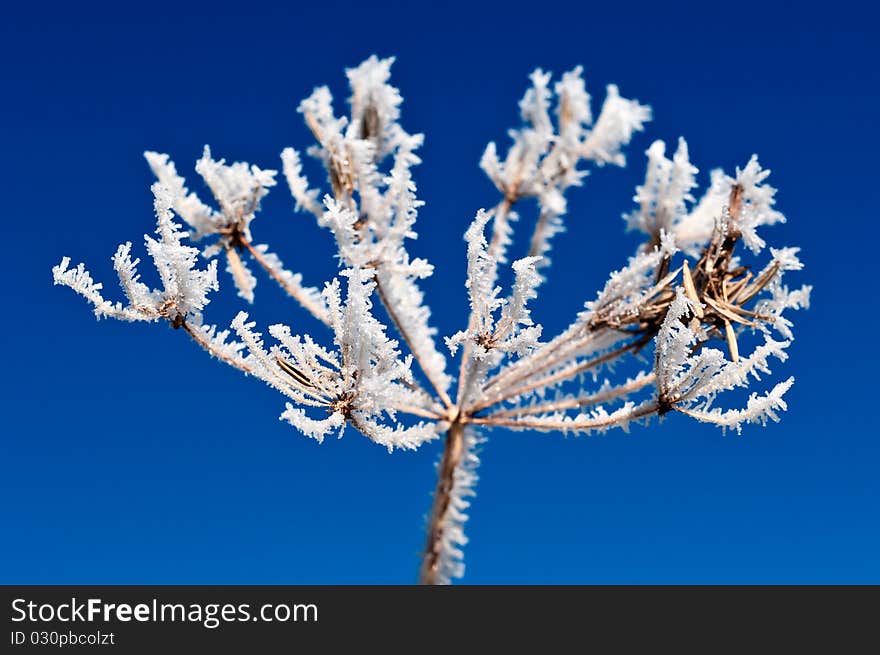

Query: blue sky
<box><xmin>2</xmin><ymin>0</ymin><xmax>877</xmax><ymax>583</ymax></box>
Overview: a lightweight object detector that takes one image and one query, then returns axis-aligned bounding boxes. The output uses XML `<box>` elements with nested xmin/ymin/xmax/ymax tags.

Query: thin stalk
<box><xmin>391</xmin><ymin>404</ymin><xmax>445</xmax><ymax>421</ymax></box>
<box><xmin>480</xmin><ymin>327</ymin><xmax>598</xmax><ymax>395</ymax></box>
<box><xmin>419</xmin><ymin>420</ymin><xmax>466</xmax><ymax>585</ymax></box>
<box><xmin>374</xmin><ymin>276</ymin><xmax>453</xmax><ymax>411</ymax></box>
<box><xmin>486</xmin><ymin>195</ymin><xmax>517</xmax><ymax>263</ymax></box>
<box><xmin>182</xmin><ymin>321</ymin><xmax>253</xmax><ymax>375</ymax></box>
<box><xmin>456</xmin><ymin>197</ymin><xmax>516</xmax><ymax>406</ymax></box>
<box><xmin>471</xmin><ymin>400</ymin><xmax>659</xmax><ymax>431</ymax></box>
<box><xmin>526</xmin><ymin>208</ymin><xmax>553</xmax><ymax>259</ymax></box>
<box><xmin>241</xmin><ymin>238</ymin><xmax>330</xmax><ymax>326</ymax></box>
<box><xmin>486</xmin><ymin>373</ymin><xmax>655</xmax><ymax>419</ymax></box>
<box><xmin>469</xmin><ymin>338</ymin><xmax>646</xmax><ymax>414</ymax></box>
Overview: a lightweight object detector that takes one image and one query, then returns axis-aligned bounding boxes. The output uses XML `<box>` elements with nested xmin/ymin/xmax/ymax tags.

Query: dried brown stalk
<box><xmin>419</xmin><ymin>419</ymin><xmax>466</xmax><ymax>585</ymax></box>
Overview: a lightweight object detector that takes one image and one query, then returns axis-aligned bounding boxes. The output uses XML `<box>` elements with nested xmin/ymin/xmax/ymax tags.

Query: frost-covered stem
<box><xmin>526</xmin><ymin>208</ymin><xmax>554</xmax><ymax>259</ymax></box>
<box><xmin>182</xmin><ymin>322</ymin><xmax>253</xmax><ymax>375</ymax></box>
<box><xmin>481</xmin><ymin>324</ymin><xmax>650</xmax><ymax>402</ymax></box>
<box><xmin>480</xmin><ymin>325</ymin><xmax>605</xmax><ymax>395</ymax></box>
<box><xmin>455</xmin><ymin>356</ymin><xmax>484</xmax><ymax>417</ymax></box>
<box><xmin>241</xmin><ymin>239</ymin><xmax>330</xmax><ymax>326</ymax></box>
<box><xmin>455</xmin><ymin>196</ymin><xmax>517</xmax><ymax>407</ymax></box>
<box><xmin>223</xmin><ymin>246</ymin><xmax>252</xmax><ymax>301</ymax></box>
<box><xmin>472</xmin><ymin>400</ymin><xmax>659</xmax><ymax>431</ymax></box>
<box><xmin>482</xmin><ymin>331</ymin><xmax>588</xmax><ymax>395</ymax></box>
<box><xmin>374</xmin><ymin>275</ymin><xmax>453</xmax><ymax>410</ymax></box>
<box><xmin>469</xmin><ymin>338</ymin><xmax>646</xmax><ymax>414</ymax></box>
<box><xmin>392</xmin><ymin>404</ymin><xmax>445</xmax><ymax>420</ymax></box>
<box><xmin>487</xmin><ymin>195</ymin><xmax>517</xmax><ymax>262</ymax></box>
<box><xmin>302</xmin><ymin>108</ymin><xmax>451</xmax><ymax>410</ymax></box>
<box><xmin>486</xmin><ymin>372</ymin><xmax>656</xmax><ymax>419</ymax></box>
<box><xmin>419</xmin><ymin>419</ymin><xmax>466</xmax><ymax>585</ymax></box>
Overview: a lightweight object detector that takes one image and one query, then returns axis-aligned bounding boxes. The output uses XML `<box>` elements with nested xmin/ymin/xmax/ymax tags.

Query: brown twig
<box><xmin>469</xmin><ymin>336</ymin><xmax>650</xmax><ymax>414</ymax></box>
<box><xmin>470</xmin><ymin>400</ymin><xmax>659</xmax><ymax>431</ymax></box>
<box><xmin>182</xmin><ymin>321</ymin><xmax>253</xmax><ymax>375</ymax></box>
<box><xmin>374</xmin><ymin>275</ymin><xmax>454</xmax><ymax>411</ymax></box>
<box><xmin>419</xmin><ymin>419</ymin><xmax>466</xmax><ymax>585</ymax></box>
<box><xmin>241</xmin><ymin>238</ymin><xmax>330</xmax><ymax>326</ymax></box>
<box><xmin>485</xmin><ymin>372</ymin><xmax>655</xmax><ymax>420</ymax></box>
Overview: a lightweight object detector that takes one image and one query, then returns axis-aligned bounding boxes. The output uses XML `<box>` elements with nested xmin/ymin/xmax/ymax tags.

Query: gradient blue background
<box><xmin>2</xmin><ymin>0</ymin><xmax>877</xmax><ymax>583</ymax></box>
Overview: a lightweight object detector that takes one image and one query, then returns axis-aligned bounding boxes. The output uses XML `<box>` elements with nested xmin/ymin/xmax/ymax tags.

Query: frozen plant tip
<box><xmin>53</xmin><ymin>56</ymin><xmax>810</xmax><ymax>585</ymax></box>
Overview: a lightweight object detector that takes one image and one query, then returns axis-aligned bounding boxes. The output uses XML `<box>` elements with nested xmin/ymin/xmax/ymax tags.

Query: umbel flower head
<box><xmin>53</xmin><ymin>56</ymin><xmax>810</xmax><ymax>585</ymax></box>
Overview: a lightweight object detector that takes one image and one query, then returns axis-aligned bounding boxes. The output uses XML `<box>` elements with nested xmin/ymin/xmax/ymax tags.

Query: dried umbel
<box><xmin>53</xmin><ymin>55</ymin><xmax>810</xmax><ymax>584</ymax></box>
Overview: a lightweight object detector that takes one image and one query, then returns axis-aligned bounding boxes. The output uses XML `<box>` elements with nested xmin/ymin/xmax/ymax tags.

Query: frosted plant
<box><xmin>53</xmin><ymin>55</ymin><xmax>810</xmax><ymax>584</ymax></box>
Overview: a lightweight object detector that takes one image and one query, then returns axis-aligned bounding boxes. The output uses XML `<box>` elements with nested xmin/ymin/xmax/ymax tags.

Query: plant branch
<box><xmin>486</xmin><ymin>372</ymin><xmax>655</xmax><ymax>419</ymax></box>
<box><xmin>486</xmin><ymin>195</ymin><xmax>517</xmax><ymax>262</ymax></box>
<box><xmin>470</xmin><ymin>400</ymin><xmax>659</xmax><ymax>431</ymax></box>
<box><xmin>455</xmin><ymin>196</ymin><xmax>516</xmax><ymax>407</ymax></box>
<box><xmin>182</xmin><ymin>321</ymin><xmax>253</xmax><ymax>375</ymax></box>
<box><xmin>390</xmin><ymin>404</ymin><xmax>445</xmax><ymax>421</ymax></box>
<box><xmin>241</xmin><ymin>238</ymin><xmax>331</xmax><ymax>326</ymax></box>
<box><xmin>469</xmin><ymin>337</ymin><xmax>647</xmax><ymax>414</ymax></box>
<box><xmin>419</xmin><ymin>419</ymin><xmax>465</xmax><ymax>585</ymax></box>
<box><xmin>480</xmin><ymin>327</ymin><xmax>599</xmax><ymax>394</ymax></box>
<box><xmin>374</xmin><ymin>275</ymin><xmax>453</xmax><ymax>411</ymax></box>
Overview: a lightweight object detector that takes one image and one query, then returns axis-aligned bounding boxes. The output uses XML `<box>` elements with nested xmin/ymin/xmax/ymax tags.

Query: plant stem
<box><xmin>419</xmin><ymin>419</ymin><xmax>466</xmax><ymax>585</ymax></box>
<box><xmin>374</xmin><ymin>274</ymin><xmax>453</xmax><ymax>410</ymax></box>
<box><xmin>241</xmin><ymin>239</ymin><xmax>330</xmax><ymax>326</ymax></box>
